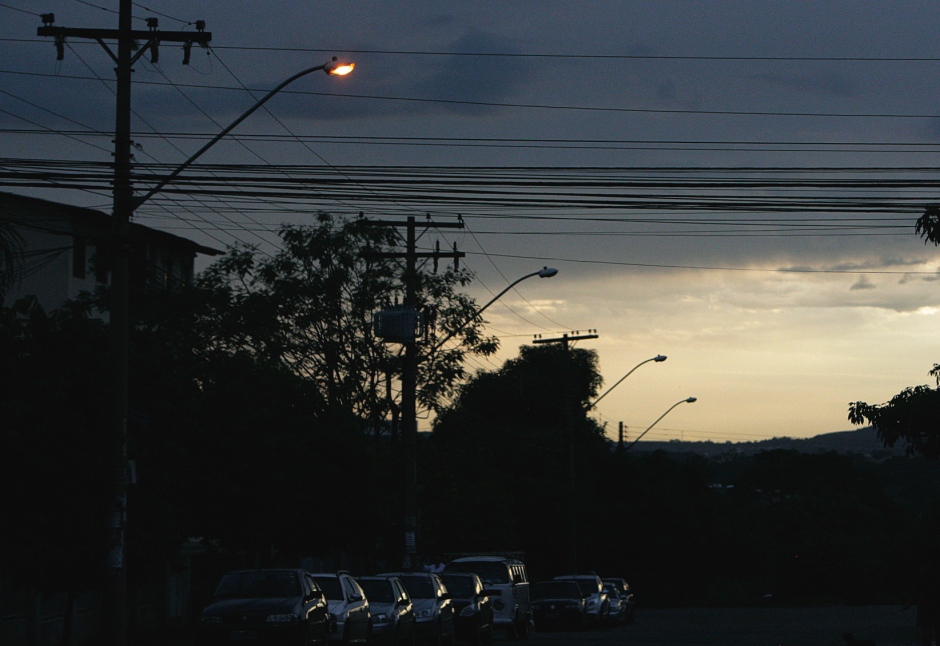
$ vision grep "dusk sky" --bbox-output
[3,1,940,443]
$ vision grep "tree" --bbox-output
[194,213,497,432]
[849,365,940,458]
[0,296,111,597]
[425,344,605,565]
[847,207,940,457]
[916,205,940,246]
[0,205,25,298]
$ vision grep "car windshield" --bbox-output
[399,575,435,599]
[441,576,475,598]
[311,576,343,601]
[533,582,580,599]
[557,578,597,596]
[446,562,510,585]
[359,580,394,603]
[214,571,300,599]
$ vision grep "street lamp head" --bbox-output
[654,354,667,362]
[538,266,559,278]
[686,397,697,403]
[324,57,355,76]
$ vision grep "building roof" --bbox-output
[0,191,224,257]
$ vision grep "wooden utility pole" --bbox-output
[533,331,598,575]
[38,8,210,645]
[364,216,464,569]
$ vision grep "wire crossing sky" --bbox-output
[2,0,939,443]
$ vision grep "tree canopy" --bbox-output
[194,213,498,430]
[849,365,940,458]
[847,207,940,457]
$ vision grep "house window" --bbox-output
[72,237,86,279]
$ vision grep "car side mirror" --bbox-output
[349,594,363,602]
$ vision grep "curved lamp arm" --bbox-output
[585,354,667,412]
[624,397,697,451]
[134,57,354,209]
[426,267,558,356]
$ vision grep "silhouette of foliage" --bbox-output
[0,296,111,595]
[849,365,940,458]
[916,205,940,246]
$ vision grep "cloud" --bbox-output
[751,72,855,98]
[404,30,535,116]
[850,276,876,291]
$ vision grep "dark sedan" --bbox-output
[530,580,588,632]
[441,573,493,644]
[198,568,330,645]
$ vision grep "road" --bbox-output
[514,606,919,646]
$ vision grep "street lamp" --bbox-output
[426,266,559,356]
[624,397,697,450]
[135,56,354,208]
[585,354,667,412]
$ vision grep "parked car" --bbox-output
[552,575,608,624]
[308,571,372,643]
[602,582,626,625]
[444,555,530,639]
[441,572,494,644]
[197,568,330,645]
[380,571,455,645]
[356,575,416,646]
[602,577,635,624]
[529,580,588,632]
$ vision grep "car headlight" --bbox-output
[200,616,222,624]
[266,614,298,623]
[460,605,477,617]
[416,609,432,619]
[587,599,597,608]
[373,613,388,623]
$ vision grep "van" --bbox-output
[444,554,530,639]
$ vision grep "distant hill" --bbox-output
[629,426,908,459]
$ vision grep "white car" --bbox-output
[309,571,372,643]
[553,575,608,624]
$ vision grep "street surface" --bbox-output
[133,606,920,646]
[518,606,919,646]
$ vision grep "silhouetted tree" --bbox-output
[849,365,940,458]
[916,205,940,246]
[194,213,497,432]
[425,344,605,568]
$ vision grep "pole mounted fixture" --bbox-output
[586,354,668,411]
[427,266,559,356]
[133,56,353,209]
[624,396,698,451]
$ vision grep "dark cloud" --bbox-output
[404,31,535,116]
[850,276,876,290]
[750,72,855,98]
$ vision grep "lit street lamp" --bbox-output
[585,354,667,412]
[135,57,354,208]
[625,397,698,450]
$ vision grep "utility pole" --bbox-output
[532,331,598,575]
[38,8,210,645]
[619,421,624,449]
[365,216,464,569]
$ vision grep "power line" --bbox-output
[6,68,940,121]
